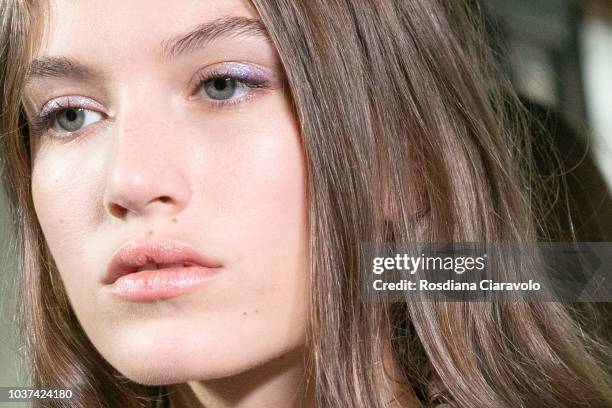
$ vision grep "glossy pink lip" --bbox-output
[104,239,222,301]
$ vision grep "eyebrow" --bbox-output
[27,56,105,82]
[161,16,270,60]
[27,16,270,82]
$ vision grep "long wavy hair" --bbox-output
[1,0,611,407]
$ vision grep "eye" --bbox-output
[52,108,103,133]
[202,77,249,101]
[191,62,277,106]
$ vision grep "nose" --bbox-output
[103,111,192,220]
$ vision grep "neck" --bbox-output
[171,346,313,408]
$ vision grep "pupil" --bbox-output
[214,79,228,90]
[66,109,78,121]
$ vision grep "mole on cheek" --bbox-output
[148,229,154,236]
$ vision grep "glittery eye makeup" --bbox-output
[26,61,281,140]
[31,95,107,136]
[189,62,279,107]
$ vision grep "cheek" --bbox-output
[224,104,306,261]
[32,160,91,228]
[222,126,307,246]
[202,99,310,321]
[32,157,75,247]
[31,143,105,305]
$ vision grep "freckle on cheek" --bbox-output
[148,230,154,236]
[172,217,178,223]
[59,219,64,224]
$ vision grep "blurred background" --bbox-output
[482,0,612,241]
[0,0,611,406]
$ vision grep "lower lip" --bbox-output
[106,266,220,302]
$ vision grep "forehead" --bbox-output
[42,0,260,57]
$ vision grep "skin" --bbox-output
[25,0,311,406]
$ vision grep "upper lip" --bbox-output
[104,238,221,284]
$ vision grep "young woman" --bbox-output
[0,0,610,407]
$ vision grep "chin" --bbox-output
[108,345,249,386]
[97,329,293,386]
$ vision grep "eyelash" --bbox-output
[31,101,73,134]
[30,68,273,135]
[192,69,271,109]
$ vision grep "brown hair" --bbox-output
[1,0,611,407]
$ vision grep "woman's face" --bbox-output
[25,0,309,385]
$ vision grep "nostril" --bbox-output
[105,195,178,219]
[108,202,128,219]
